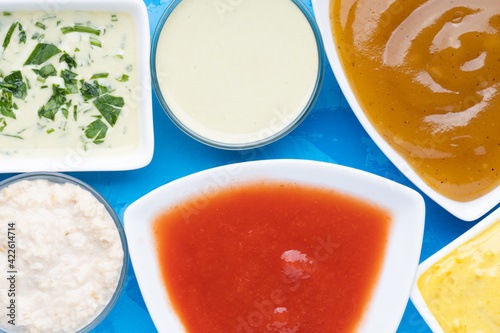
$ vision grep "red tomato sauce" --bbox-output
[153,182,391,333]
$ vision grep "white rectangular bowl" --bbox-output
[311,0,498,221]
[410,207,500,332]
[124,159,425,333]
[0,0,153,172]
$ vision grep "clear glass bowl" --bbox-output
[0,172,129,333]
[151,0,325,150]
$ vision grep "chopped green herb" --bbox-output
[2,22,19,50]
[46,128,55,134]
[61,108,69,119]
[3,12,12,16]
[89,37,101,48]
[57,20,62,26]
[61,26,101,36]
[90,73,109,80]
[37,76,46,84]
[0,118,6,132]
[32,64,57,79]
[1,133,23,140]
[43,15,56,20]
[38,84,68,120]
[113,54,123,60]
[59,53,77,70]
[84,118,108,144]
[111,14,118,22]
[31,32,40,40]
[115,74,129,82]
[40,85,48,89]
[125,64,133,72]
[80,81,109,101]
[35,22,47,30]
[18,24,26,44]
[0,90,15,119]
[61,69,78,94]
[24,43,62,66]
[93,94,124,127]
[74,47,80,52]
[1,71,27,100]
[80,81,100,101]
[73,105,78,121]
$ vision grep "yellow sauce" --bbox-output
[418,220,500,332]
[331,0,500,201]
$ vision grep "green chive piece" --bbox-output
[89,37,101,48]
[61,26,101,36]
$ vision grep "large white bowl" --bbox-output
[410,207,500,333]
[311,0,497,221]
[0,0,153,172]
[124,159,425,333]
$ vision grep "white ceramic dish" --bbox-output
[410,207,500,333]
[124,159,425,333]
[311,0,497,221]
[0,0,153,172]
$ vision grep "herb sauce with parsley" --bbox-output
[0,11,138,157]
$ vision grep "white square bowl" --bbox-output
[311,0,498,221]
[410,207,500,333]
[0,0,153,172]
[124,159,425,333]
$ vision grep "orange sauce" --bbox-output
[331,0,500,201]
[153,182,391,333]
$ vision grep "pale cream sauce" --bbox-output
[155,0,319,145]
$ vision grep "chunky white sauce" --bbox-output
[155,0,319,145]
[0,11,139,158]
[0,179,124,333]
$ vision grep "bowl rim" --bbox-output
[410,206,500,333]
[124,159,425,333]
[0,0,154,173]
[0,171,129,333]
[311,0,499,221]
[150,0,325,150]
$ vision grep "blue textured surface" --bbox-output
[1,1,484,332]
